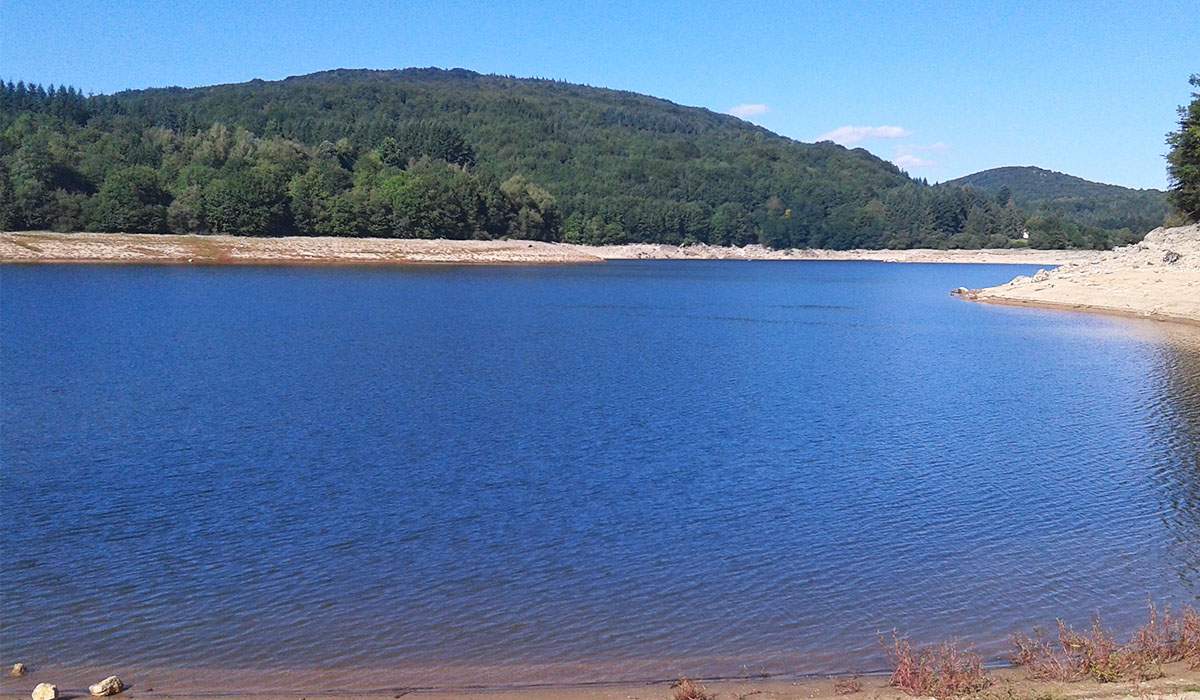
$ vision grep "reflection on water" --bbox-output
[1145,326,1200,589]
[0,261,1197,689]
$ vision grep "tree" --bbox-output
[1166,74,1200,222]
[288,160,352,235]
[201,168,292,235]
[500,174,560,241]
[92,167,170,233]
[377,123,475,169]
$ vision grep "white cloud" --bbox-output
[817,125,912,145]
[728,103,770,118]
[892,142,949,170]
[893,154,937,170]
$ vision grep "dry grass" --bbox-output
[881,631,991,698]
[833,678,862,695]
[1181,606,1200,668]
[1010,604,1200,683]
[975,681,1067,700]
[671,677,712,700]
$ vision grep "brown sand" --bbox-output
[0,232,1102,267]
[963,224,1200,325]
[0,232,606,266]
[1,664,1197,700]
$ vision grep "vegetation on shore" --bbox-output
[0,70,1166,249]
[876,605,1200,700]
[660,606,1200,700]
[941,166,1167,246]
[1166,75,1200,223]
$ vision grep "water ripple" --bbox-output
[1,261,1197,685]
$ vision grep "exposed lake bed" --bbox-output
[3,663,1200,700]
[0,231,1103,266]
[965,224,1200,325]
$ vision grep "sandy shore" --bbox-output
[0,232,607,266]
[962,224,1200,325]
[593,242,1100,265]
[1,664,1198,700]
[0,232,1101,266]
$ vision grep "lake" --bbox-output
[1,261,1198,689]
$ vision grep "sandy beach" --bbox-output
[0,232,1102,267]
[962,224,1200,325]
[2,663,1198,700]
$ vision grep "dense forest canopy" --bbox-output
[0,69,1165,249]
[941,166,1168,248]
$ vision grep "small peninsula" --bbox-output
[961,224,1200,325]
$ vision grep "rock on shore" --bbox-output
[962,224,1200,324]
[89,676,124,696]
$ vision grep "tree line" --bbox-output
[0,81,558,241]
[0,71,1174,248]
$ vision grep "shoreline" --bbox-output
[961,224,1200,326]
[964,293,1200,328]
[0,232,1101,267]
[1,663,1197,700]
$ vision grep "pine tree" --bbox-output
[1166,74,1200,222]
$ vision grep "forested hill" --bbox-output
[0,69,1157,249]
[942,166,1168,241]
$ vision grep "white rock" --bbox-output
[89,676,124,696]
[12,663,27,677]
[32,683,58,700]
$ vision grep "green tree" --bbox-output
[288,160,352,235]
[92,166,170,233]
[1166,74,1200,222]
[500,174,560,241]
[201,167,292,235]
[7,132,57,228]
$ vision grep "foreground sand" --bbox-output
[0,232,1101,266]
[1,664,1198,700]
[962,224,1200,325]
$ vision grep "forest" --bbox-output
[0,69,1165,249]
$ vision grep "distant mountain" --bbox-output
[942,166,1168,239]
[0,71,1161,249]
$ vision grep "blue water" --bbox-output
[2,261,1198,687]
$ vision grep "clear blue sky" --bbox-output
[2,0,1197,189]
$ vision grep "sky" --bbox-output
[1,0,1197,190]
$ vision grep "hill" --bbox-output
[0,70,1160,249]
[943,166,1167,244]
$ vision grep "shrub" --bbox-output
[670,677,711,700]
[833,678,863,695]
[1178,606,1200,668]
[882,631,991,698]
[1011,605,1200,683]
